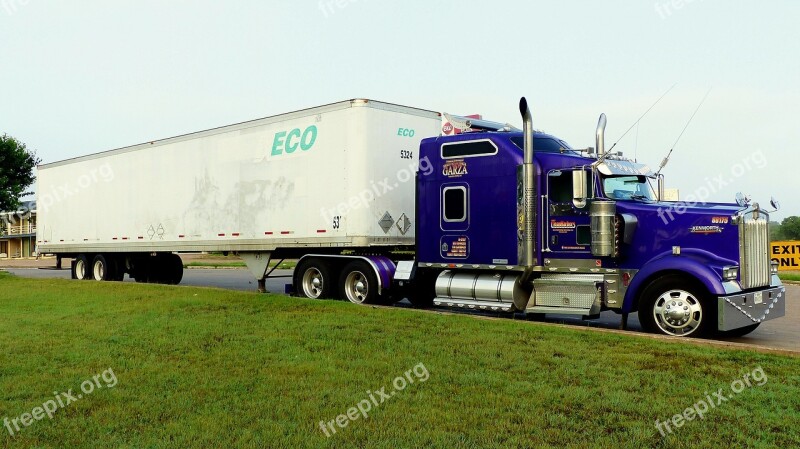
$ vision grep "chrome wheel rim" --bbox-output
[652,289,703,336]
[75,259,87,280]
[301,268,324,298]
[344,271,369,304]
[93,260,105,281]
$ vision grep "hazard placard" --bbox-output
[770,241,800,271]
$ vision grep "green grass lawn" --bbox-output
[779,273,800,282]
[0,271,798,448]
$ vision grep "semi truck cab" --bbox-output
[406,98,785,338]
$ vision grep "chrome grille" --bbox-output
[739,215,770,289]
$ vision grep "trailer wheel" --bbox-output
[165,254,184,285]
[91,254,115,281]
[112,256,126,281]
[638,275,712,337]
[339,261,382,305]
[73,254,91,280]
[295,259,334,299]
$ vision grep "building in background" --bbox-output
[0,201,37,259]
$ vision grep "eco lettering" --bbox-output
[272,125,318,156]
[397,128,415,137]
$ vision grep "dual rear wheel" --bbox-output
[72,253,182,284]
[294,258,386,305]
[73,254,123,282]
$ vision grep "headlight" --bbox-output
[722,266,739,281]
[771,261,779,275]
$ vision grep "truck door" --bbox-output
[440,182,470,259]
[545,169,592,256]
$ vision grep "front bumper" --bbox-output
[718,286,786,331]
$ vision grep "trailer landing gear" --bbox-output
[620,313,629,331]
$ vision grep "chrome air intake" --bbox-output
[590,200,617,257]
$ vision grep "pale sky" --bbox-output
[2,0,798,218]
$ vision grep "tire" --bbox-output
[72,254,91,280]
[717,323,760,338]
[339,261,382,305]
[165,254,184,285]
[148,255,175,285]
[111,256,126,282]
[91,254,115,281]
[638,275,713,337]
[294,258,335,299]
[131,256,152,283]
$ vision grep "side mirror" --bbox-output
[573,170,588,208]
[735,192,751,208]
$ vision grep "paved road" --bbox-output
[4,267,798,353]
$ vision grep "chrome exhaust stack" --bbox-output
[596,113,607,160]
[519,97,536,269]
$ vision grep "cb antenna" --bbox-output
[655,87,712,177]
[606,83,677,154]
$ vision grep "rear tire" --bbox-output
[91,254,115,281]
[164,254,184,285]
[638,275,713,337]
[73,254,91,280]
[295,258,335,299]
[339,261,382,305]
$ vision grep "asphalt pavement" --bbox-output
[3,267,798,353]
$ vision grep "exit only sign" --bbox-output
[771,241,800,271]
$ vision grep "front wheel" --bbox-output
[638,275,713,337]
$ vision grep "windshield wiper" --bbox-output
[630,194,651,201]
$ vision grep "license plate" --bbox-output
[754,291,763,305]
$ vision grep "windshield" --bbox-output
[603,175,656,201]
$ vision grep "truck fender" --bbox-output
[296,255,397,293]
[622,249,735,314]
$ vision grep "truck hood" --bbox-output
[615,200,744,269]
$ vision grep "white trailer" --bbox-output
[37,99,442,295]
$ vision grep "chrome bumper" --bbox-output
[718,286,786,331]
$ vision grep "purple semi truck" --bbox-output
[293,97,784,338]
